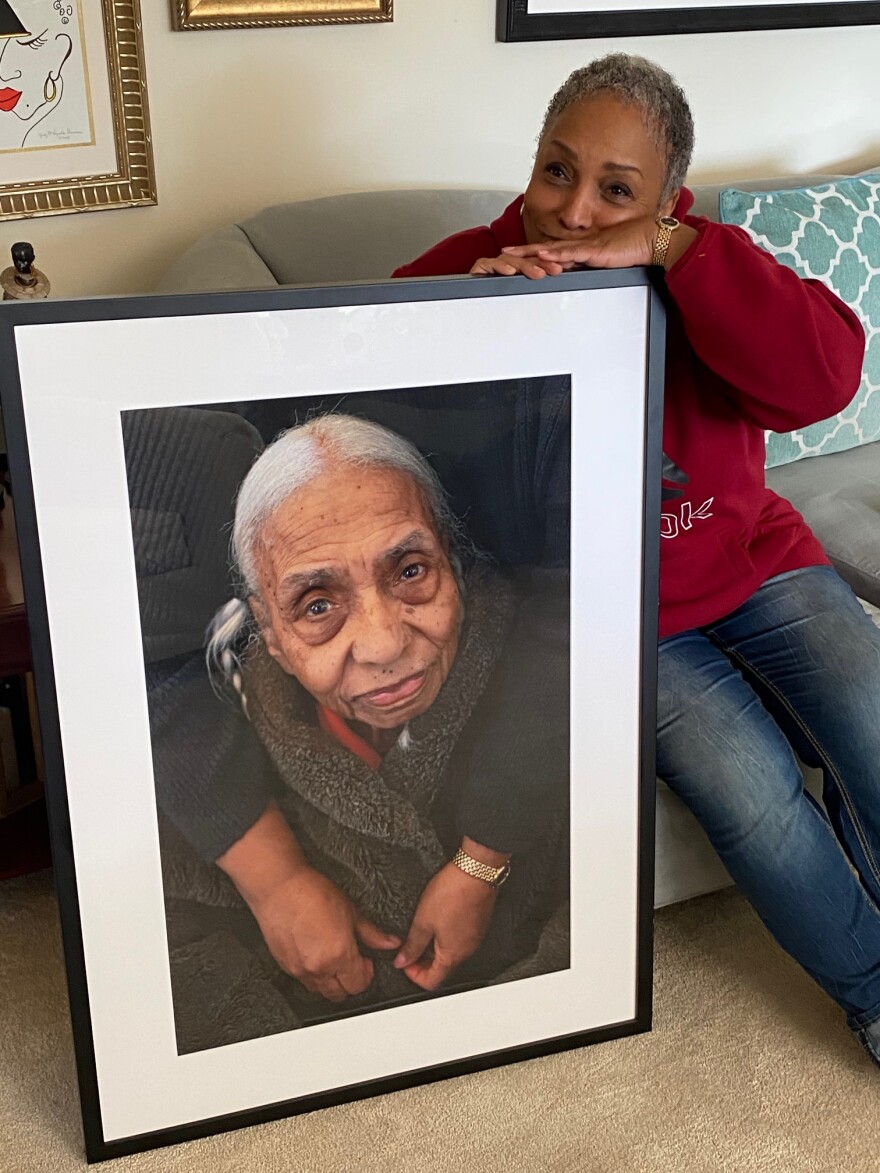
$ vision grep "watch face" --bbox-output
[659,216,680,229]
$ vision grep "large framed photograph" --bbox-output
[170,0,392,31]
[0,272,663,1162]
[497,0,880,40]
[0,0,155,221]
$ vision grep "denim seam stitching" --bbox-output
[708,637,880,897]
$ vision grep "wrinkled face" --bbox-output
[250,462,462,731]
[522,92,678,246]
[0,1,72,122]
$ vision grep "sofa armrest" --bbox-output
[156,225,278,294]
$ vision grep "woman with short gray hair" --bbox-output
[394,52,880,1070]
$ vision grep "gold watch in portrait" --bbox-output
[451,848,512,888]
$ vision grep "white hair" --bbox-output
[206,413,464,693]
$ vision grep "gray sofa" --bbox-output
[156,176,880,907]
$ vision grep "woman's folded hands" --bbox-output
[470,215,696,277]
[218,806,508,1000]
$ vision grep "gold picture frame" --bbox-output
[0,0,156,222]
[171,0,392,31]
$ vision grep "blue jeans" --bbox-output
[657,565,880,1032]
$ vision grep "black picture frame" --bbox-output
[497,1,880,41]
[0,271,664,1162]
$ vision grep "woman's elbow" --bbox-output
[799,306,866,423]
[823,316,866,416]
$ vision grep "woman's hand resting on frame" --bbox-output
[471,215,697,277]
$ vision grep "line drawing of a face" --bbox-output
[0,0,74,148]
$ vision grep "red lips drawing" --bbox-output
[0,87,22,112]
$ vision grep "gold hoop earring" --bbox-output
[44,75,57,103]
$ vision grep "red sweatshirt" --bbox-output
[393,192,865,638]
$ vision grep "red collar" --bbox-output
[317,703,382,771]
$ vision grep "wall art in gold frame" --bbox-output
[171,0,392,31]
[0,0,156,222]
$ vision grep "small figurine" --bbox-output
[1,242,50,301]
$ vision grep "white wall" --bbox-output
[4,0,880,298]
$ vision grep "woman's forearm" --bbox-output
[216,803,310,907]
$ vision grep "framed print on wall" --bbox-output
[170,0,392,31]
[0,270,662,1162]
[497,0,880,41]
[0,0,155,221]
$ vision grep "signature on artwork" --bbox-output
[37,125,80,141]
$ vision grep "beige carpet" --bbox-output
[0,871,876,1173]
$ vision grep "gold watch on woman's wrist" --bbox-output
[652,215,681,268]
[451,848,511,888]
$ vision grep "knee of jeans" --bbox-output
[717,782,808,860]
[658,741,808,860]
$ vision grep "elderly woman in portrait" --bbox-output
[395,52,880,1069]
[159,413,568,1051]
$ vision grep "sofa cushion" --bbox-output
[157,189,519,293]
[766,439,880,607]
[718,175,880,468]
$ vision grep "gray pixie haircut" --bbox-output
[540,53,695,202]
[207,413,462,687]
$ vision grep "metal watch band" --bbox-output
[451,848,511,888]
[652,215,680,268]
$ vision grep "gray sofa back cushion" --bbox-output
[157,189,519,293]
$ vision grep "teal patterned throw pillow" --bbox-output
[719,176,880,468]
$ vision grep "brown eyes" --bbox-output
[306,598,333,618]
[543,166,632,202]
[294,561,436,626]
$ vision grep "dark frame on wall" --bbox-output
[497,1,880,41]
[0,271,664,1162]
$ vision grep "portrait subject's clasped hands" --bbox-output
[248,864,402,1004]
[392,844,508,991]
[218,804,510,1002]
